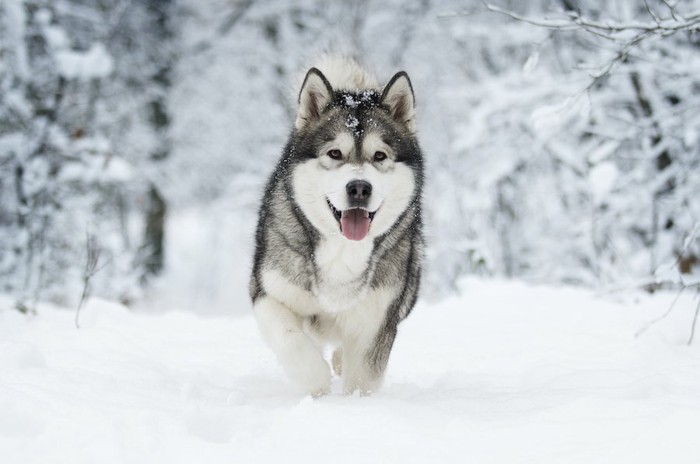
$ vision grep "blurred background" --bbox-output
[1,0,699,315]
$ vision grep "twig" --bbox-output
[635,285,685,338]
[661,0,683,21]
[481,2,700,34]
[654,221,700,276]
[643,0,662,26]
[75,229,104,329]
[218,0,253,35]
[472,3,700,97]
[688,291,700,345]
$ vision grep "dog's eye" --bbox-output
[373,151,387,162]
[327,149,342,160]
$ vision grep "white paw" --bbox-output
[342,370,383,396]
[284,341,331,396]
[343,380,375,396]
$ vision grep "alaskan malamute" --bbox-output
[250,57,424,395]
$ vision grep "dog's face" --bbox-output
[290,69,422,242]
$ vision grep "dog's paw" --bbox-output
[285,343,331,396]
[342,371,383,396]
[309,383,331,398]
[294,360,331,397]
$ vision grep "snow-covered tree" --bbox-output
[0,0,174,307]
[1,0,698,310]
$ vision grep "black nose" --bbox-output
[346,180,372,201]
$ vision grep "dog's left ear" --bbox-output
[381,72,416,133]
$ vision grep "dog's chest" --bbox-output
[312,238,373,312]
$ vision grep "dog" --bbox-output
[249,57,424,396]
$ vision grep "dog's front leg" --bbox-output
[254,296,331,396]
[341,323,397,395]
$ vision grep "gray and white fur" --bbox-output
[249,57,424,396]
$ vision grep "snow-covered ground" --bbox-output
[1,279,699,463]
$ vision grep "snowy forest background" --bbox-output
[1,0,699,314]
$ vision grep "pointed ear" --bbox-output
[295,68,334,130]
[380,71,416,133]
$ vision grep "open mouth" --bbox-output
[327,199,376,241]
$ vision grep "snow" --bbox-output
[2,1,700,459]
[345,115,360,134]
[4,1,698,303]
[3,0,28,78]
[37,8,114,80]
[146,206,256,316]
[531,93,591,139]
[2,279,700,463]
[589,161,619,205]
[54,43,114,80]
[522,49,540,74]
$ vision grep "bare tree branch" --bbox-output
[635,285,685,338]
[75,229,108,329]
[661,0,683,21]
[655,222,700,277]
[643,0,662,26]
[218,0,254,35]
[481,2,700,34]
[689,292,700,345]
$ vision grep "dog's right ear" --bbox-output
[296,68,334,130]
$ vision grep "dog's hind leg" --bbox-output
[254,296,331,396]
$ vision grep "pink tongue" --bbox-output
[340,209,371,241]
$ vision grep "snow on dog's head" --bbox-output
[289,62,422,242]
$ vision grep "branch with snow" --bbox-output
[482,2,700,37]
[481,2,700,87]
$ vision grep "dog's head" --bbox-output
[290,67,422,242]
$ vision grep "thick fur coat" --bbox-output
[250,57,424,395]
